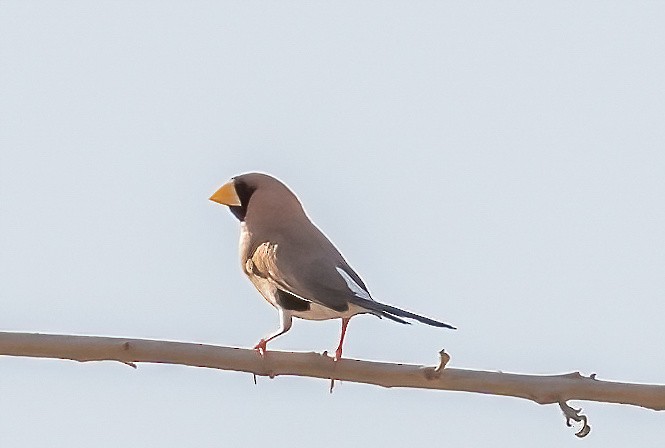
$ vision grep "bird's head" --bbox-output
[209,173,301,222]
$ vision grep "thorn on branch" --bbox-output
[424,349,450,380]
[559,401,591,438]
[120,361,137,369]
[435,349,450,373]
[329,357,339,394]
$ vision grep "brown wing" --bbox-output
[248,241,371,313]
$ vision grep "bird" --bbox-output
[210,172,455,360]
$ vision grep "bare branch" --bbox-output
[1,331,663,437]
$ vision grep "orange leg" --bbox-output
[334,318,351,361]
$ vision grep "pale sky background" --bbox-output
[1,1,664,446]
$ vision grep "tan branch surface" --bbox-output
[1,332,663,437]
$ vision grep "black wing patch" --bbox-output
[275,288,311,312]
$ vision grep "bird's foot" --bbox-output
[254,339,268,356]
[334,347,343,362]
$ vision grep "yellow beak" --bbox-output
[209,180,242,206]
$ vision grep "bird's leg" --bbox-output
[254,309,293,356]
[334,317,351,361]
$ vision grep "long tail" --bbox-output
[352,297,456,329]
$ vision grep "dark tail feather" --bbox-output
[353,298,456,329]
[381,312,410,325]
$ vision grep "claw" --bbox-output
[254,338,267,356]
